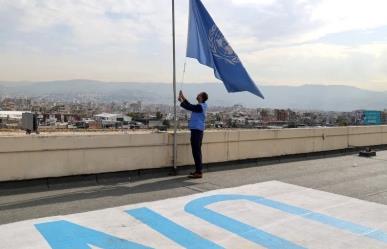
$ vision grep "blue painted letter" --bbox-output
[35,220,152,249]
[185,195,305,249]
[127,207,223,249]
[185,194,387,247]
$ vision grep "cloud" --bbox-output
[231,0,277,6]
[316,26,387,46]
[0,0,386,90]
[0,0,172,50]
[244,42,387,90]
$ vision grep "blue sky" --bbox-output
[0,0,387,90]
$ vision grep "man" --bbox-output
[178,90,208,179]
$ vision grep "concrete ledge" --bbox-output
[1,126,387,182]
[1,144,386,193]
[0,133,169,153]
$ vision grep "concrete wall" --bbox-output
[1,126,387,182]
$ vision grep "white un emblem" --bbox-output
[209,25,240,65]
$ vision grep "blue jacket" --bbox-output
[180,100,207,131]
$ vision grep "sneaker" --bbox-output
[188,172,203,179]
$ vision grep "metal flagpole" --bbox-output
[171,0,178,174]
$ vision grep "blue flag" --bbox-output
[187,0,264,99]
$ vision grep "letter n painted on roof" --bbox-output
[35,220,152,249]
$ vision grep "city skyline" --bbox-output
[0,0,387,90]
[3,81,387,111]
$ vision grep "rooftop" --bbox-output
[1,150,386,225]
[1,132,387,248]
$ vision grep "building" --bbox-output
[0,98,16,110]
[0,111,31,128]
[94,113,132,128]
[148,120,164,129]
[382,110,387,124]
[274,109,289,122]
[257,108,274,122]
[129,101,142,113]
[50,104,67,113]
[363,110,382,125]
[0,111,27,120]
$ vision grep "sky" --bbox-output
[0,0,387,90]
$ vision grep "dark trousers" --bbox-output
[190,129,204,173]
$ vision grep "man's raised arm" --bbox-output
[180,100,203,113]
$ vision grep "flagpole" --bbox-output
[172,0,178,174]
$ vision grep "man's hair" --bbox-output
[201,92,208,102]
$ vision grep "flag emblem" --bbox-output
[209,25,240,65]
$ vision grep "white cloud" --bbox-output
[299,0,387,42]
[0,0,386,90]
[244,42,387,89]
[231,0,276,6]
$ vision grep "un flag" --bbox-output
[186,0,264,99]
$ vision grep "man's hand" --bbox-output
[178,90,186,103]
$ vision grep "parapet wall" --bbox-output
[1,126,387,182]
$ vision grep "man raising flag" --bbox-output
[178,90,208,179]
[176,0,264,178]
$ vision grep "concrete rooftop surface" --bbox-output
[0,150,387,248]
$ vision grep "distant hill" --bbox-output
[0,80,386,111]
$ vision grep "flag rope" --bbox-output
[180,60,187,90]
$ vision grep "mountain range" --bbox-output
[0,80,386,111]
